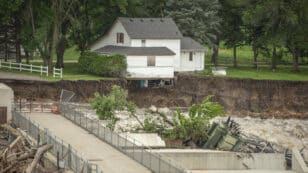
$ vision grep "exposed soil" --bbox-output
[1,74,308,119]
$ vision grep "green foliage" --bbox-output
[78,51,127,77]
[91,85,136,130]
[164,0,221,46]
[170,96,225,145]
[143,117,165,133]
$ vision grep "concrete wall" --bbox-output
[126,55,174,79]
[90,20,131,51]
[292,148,308,173]
[0,83,14,121]
[151,149,287,171]
[180,51,204,71]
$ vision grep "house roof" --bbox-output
[118,17,183,39]
[94,45,176,56]
[181,37,205,51]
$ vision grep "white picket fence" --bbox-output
[0,61,63,78]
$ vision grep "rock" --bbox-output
[157,107,171,115]
[302,149,308,162]
[149,105,157,112]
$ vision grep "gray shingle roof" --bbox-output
[181,37,205,51]
[118,17,183,39]
[94,45,176,56]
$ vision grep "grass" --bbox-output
[3,44,308,81]
[197,65,308,81]
[0,62,115,81]
[63,46,81,61]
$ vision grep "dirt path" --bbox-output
[0,72,46,81]
[27,113,151,173]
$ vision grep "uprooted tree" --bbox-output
[167,96,225,146]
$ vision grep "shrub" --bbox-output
[91,85,136,130]
[78,51,97,72]
[169,95,225,146]
[78,51,127,77]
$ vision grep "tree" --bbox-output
[70,0,145,51]
[91,85,136,130]
[164,0,221,66]
[285,0,308,71]
[0,0,24,62]
[170,96,225,146]
[243,0,302,71]
[220,0,245,67]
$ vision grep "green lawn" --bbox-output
[63,46,81,61]
[196,65,308,81]
[3,44,308,81]
[204,44,306,65]
[0,62,115,81]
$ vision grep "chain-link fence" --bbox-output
[59,102,185,173]
[12,111,103,173]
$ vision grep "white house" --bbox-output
[90,17,205,86]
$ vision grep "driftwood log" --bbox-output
[0,124,56,173]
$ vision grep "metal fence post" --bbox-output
[19,63,21,71]
[68,144,71,169]
[30,64,32,73]
[61,139,64,159]
[40,65,42,75]
[97,121,100,137]
[159,154,161,173]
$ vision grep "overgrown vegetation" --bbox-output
[79,52,127,77]
[91,85,136,130]
[142,96,225,146]
[170,96,225,146]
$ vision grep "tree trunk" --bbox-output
[292,48,299,72]
[56,20,69,68]
[271,46,277,71]
[15,16,21,63]
[211,46,218,66]
[211,38,219,66]
[253,45,258,68]
[25,50,30,64]
[233,46,237,67]
[56,37,66,68]
[4,30,8,62]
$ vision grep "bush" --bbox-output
[78,51,127,77]
[169,96,225,146]
[91,85,136,130]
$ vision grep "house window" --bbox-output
[189,52,193,61]
[116,33,124,43]
[141,40,146,47]
[147,56,156,66]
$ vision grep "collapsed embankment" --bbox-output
[1,75,307,118]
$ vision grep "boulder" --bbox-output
[149,105,157,112]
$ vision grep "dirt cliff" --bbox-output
[1,75,307,118]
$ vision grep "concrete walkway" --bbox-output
[0,71,45,81]
[27,113,151,173]
[190,171,296,173]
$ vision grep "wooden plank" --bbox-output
[0,107,7,124]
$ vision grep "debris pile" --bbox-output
[204,117,284,153]
[0,124,54,173]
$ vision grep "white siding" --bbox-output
[180,51,205,71]
[90,21,131,51]
[131,39,181,71]
[126,55,174,79]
